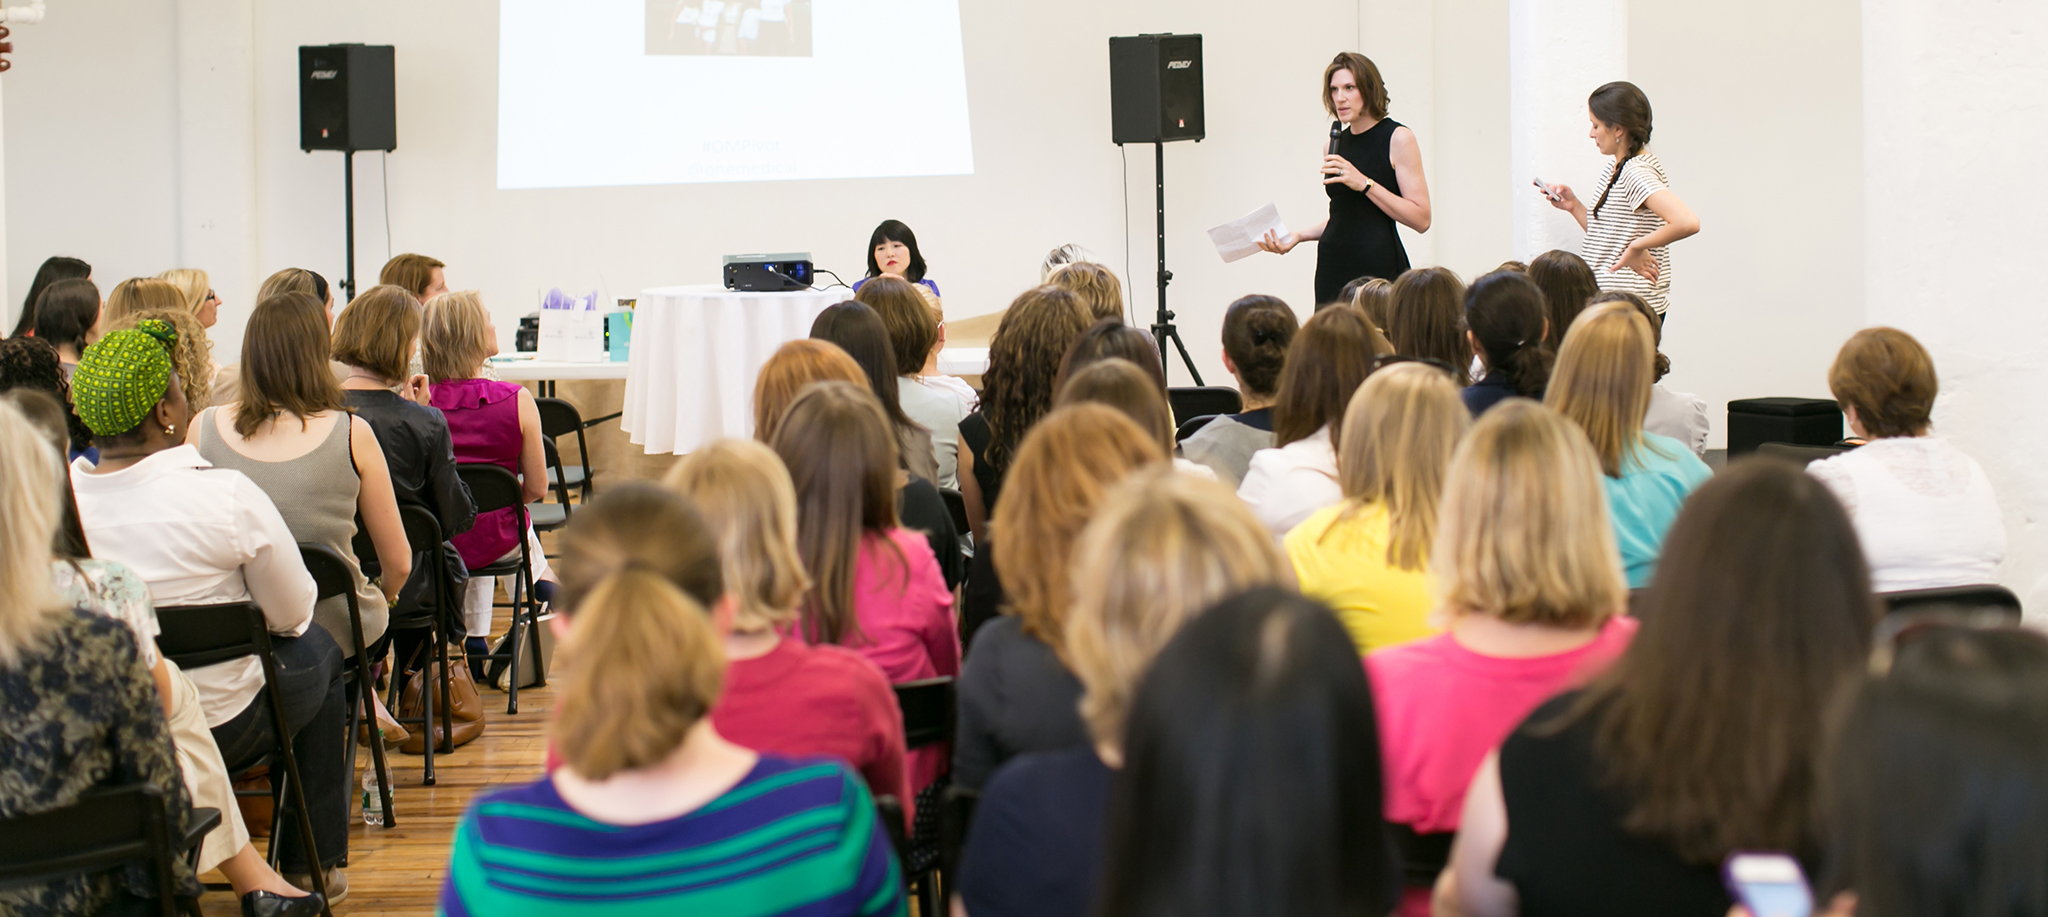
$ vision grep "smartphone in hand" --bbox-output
[1724,852,1813,917]
[1532,177,1562,203]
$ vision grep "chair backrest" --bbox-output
[298,543,357,603]
[0,784,178,914]
[1756,441,1853,465]
[873,794,909,860]
[938,785,979,880]
[1167,386,1242,423]
[937,488,969,539]
[458,463,525,516]
[1175,413,1218,443]
[534,397,585,442]
[894,677,956,750]
[153,603,267,671]
[1881,584,2023,621]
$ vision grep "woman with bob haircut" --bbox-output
[855,219,939,302]
[422,289,555,669]
[1388,266,1471,384]
[1286,362,1468,654]
[1181,295,1299,486]
[1807,326,2004,592]
[752,338,869,444]
[955,468,1289,917]
[1526,250,1599,349]
[28,277,102,376]
[956,285,1092,538]
[1096,586,1399,917]
[334,284,476,664]
[1812,627,2048,917]
[860,275,970,488]
[1238,305,1393,535]
[662,441,912,819]
[1046,260,1124,322]
[955,404,1165,791]
[192,291,412,660]
[1369,400,1636,914]
[1443,459,1877,917]
[1546,301,1710,587]
[439,528,905,915]
[1462,270,1554,416]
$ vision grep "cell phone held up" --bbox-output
[1723,852,1814,917]
[1533,177,1562,203]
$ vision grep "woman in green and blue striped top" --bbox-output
[438,563,904,916]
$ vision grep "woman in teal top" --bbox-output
[1548,302,1712,587]
[440,560,903,917]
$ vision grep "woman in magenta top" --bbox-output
[1364,400,1634,915]
[769,381,959,787]
[420,291,552,658]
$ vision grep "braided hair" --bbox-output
[1588,81,1653,219]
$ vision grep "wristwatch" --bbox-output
[1361,177,1376,195]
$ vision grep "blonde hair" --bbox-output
[103,278,187,327]
[109,307,213,413]
[552,570,726,780]
[1434,400,1624,629]
[0,400,65,666]
[1065,467,1290,754]
[1325,363,1470,570]
[1547,301,1658,477]
[1048,261,1125,322]
[665,439,811,633]
[259,267,324,305]
[751,339,868,444]
[156,268,211,314]
[991,404,1166,656]
[420,290,492,383]
[331,285,422,382]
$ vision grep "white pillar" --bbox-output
[1863,0,2048,615]
[172,0,259,355]
[1507,0,1625,260]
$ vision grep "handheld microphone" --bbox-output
[1328,120,1343,155]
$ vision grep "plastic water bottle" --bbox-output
[361,771,385,826]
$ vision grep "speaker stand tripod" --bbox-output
[1144,141,1203,386]
[337,150,360,304]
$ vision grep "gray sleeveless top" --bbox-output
[196,408,387,656]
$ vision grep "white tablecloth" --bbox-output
[936,346,989,377]
[623,284,846,454]
[488,357,630,382]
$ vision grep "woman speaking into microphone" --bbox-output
[1258,52,1432,304]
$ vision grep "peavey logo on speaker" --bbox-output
[311,69,338,79]
[1167,60,1193,69]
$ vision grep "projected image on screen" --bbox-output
[499,0,973,189]
[645,0,813,57]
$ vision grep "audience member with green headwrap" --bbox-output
[72,320,182,440]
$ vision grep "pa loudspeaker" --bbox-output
[1109,34,1204,145]
[299,44,396,152]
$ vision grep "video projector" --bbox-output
[722,253,814,292]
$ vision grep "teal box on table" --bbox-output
[607,311,632,362]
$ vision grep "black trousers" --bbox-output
[208,624,349,874]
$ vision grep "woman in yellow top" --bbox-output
[1284,361,1470,653]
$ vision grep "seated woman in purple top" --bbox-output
[419,290,557,669]
[851,219,941,300]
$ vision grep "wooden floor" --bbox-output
[197,682,557,916]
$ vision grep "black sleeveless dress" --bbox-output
[1315,118,1411,303]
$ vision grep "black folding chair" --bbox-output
[535,396,602,504]
[0,786,219,917]
[153,603,331,911]
[298,544,394,827]
[384,506,459,785]
[892,677,956,916]
[529,440,572,537]
[1167,386,1242,426]
[1881,583,2023,621]
[873,794,911,878]
[1175,413,1218,443]
[457,464,545,714]
[938,786,978,888]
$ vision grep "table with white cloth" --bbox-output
[623,284,848,455]
[488,356,629,398]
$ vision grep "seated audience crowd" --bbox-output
[0,245,2027,917]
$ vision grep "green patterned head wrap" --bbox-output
[72,320,179,437]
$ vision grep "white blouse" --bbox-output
[1237,425,1342,537]
[1807,436,2005,593]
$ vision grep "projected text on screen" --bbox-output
[498,0,973,189]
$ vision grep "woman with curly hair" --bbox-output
[110,307,214,413]
[956,285,1091,539]
[0,337,96,459]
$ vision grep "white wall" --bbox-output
[1864,0,2046,614]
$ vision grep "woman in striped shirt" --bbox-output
[1538,82,1700,321]
[440,561,904,916]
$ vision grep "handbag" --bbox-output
[397,652,487,754]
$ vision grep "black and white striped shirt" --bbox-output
[1582,153,1672,314]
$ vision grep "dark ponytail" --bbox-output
[1465,271,1553,399]
[1220,295,1300,399]
[1588,81,1653,219]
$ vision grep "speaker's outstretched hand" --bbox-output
[1257,229,1298,255]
